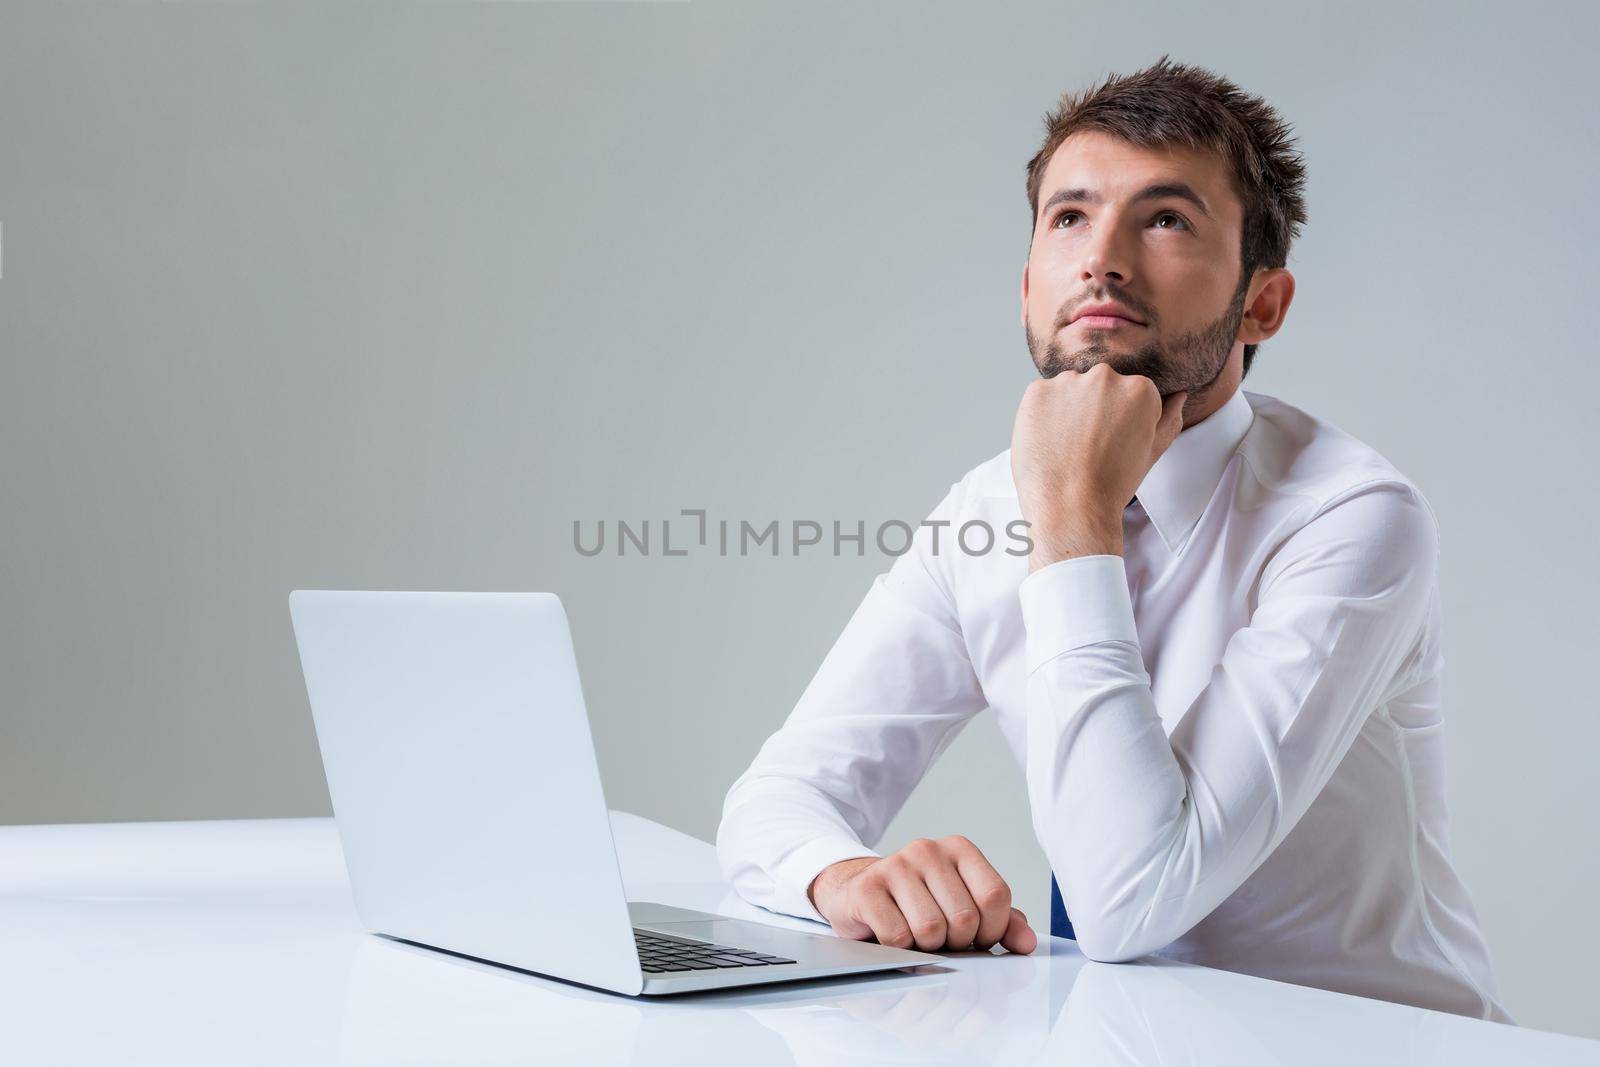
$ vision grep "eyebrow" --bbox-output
[1039,181,1214,222]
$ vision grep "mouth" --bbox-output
[1066,300,1148,330]
[1070,314,1144,330]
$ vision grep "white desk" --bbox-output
[3,815,1595,1065]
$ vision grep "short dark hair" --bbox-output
[1024,56,1308,379]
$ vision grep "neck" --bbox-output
[1179,347,1245,430]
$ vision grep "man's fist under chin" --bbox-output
[1010,362,1188,570]
[807,835,1038,955]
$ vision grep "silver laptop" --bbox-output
[288,590,941,995]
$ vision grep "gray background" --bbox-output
[2,0,1596,1039]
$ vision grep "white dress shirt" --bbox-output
[717,387,1510,1022]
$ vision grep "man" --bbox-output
[716,57,1508,1022]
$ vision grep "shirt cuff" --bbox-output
[771,834,882,925]
[1017,554,1140,674]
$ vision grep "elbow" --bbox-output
[1044,813,1194,964]
[1072,925,1149,964]
[1063,907,1173,964]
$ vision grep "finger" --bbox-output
[1000,908,1038,955]
[949,844,1012,949]
[886,866,950,951]
[1152,390,1188,458]
[921,857,983,950]
[854,878,915,950]
[828,908,874,942]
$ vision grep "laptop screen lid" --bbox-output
[289,590,643,995]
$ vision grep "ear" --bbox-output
[1019,261,1030,331]
[1238,268,1296,345]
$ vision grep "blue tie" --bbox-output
[1050,874,1077,940]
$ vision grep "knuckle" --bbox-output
[949,906,981,929]
[940,834,973,852]
[976,883,1011,910]
[882,926,914,949]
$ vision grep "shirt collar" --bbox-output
[1134,387,1255,554]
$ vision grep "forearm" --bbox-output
[1021,555,1195,961]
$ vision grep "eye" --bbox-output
[1153,211,1190,231]
[1051,210,1082,229]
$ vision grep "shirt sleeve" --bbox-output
[1019,479,1439,962]
[716,479,992,923]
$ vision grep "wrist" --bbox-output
[1027,505,1124,571]
[808,856,875,917]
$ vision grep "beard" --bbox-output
[1026,272,1250,400]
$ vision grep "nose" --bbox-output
[1079,217,1134,288]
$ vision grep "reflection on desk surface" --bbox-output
[8,817,1598,1065]
[342,935,1599,1066]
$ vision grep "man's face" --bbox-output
[1022,130,1250,399]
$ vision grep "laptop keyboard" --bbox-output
[634,928,798,974]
